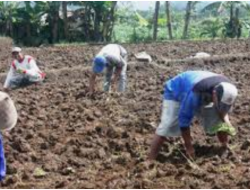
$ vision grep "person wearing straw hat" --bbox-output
[148,71,238,159]
[3,47,46,91]
[89,44,128,94]
[0,91,18,181]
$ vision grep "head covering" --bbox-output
[11,47,22,53]
[93,55,107,73]
[0,92,18,131]
[215,82,238,113]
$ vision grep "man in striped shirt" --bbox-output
[4,47,46,91]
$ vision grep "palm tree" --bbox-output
[153,1,160,41]
[0,2,20,37]
[165,1,173,40]
[15,2,45,40]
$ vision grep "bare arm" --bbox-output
[181,127,195,159]
[223,114,232,125]
[218,112,232,126]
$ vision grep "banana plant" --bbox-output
[200,18,224,38]
[15,1,46,39]
[0,1,20,37]
[202,1,250,38]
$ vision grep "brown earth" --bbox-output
[0,38,250,188]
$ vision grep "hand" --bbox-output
[86,91,94,97]
[86,88,96,98]
[2,130,10,138]
[185,145,195,159]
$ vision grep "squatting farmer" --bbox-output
[148,70,238,159]
[0,91,18,181]
[4,47,46,91]
[89,44,128,93]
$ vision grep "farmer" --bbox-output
[0,91,18,181]
[89,44,128,93]
[148,70,238,159]
[3,47,46,91]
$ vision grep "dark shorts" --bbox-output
[9,77,35,89]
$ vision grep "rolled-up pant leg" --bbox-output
[0,135,6,181]
[103,67,114,92]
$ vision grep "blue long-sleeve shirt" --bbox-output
[164,71,218,128]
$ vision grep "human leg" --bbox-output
[118,60,127,92]
[103,67,114,92]
[148,100,180,160]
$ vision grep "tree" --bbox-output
[153,1,160,41]
[0,2,20,37]
[202,1,249,38]
[165,1,173,40]
[46,2,61,43]
[103,1,117,42]
[70,1,118,42]
[182,1,198,39]
[62,1,68,40]
[14,2,46,43]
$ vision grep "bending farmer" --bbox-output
[89,44,128,93]
[149,71,238,159]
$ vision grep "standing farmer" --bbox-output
[89,44,128,93]
[4,47,46,91]
[149,71,238,159]
[0,91,18,181]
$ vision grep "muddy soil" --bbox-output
[0,39,250,188]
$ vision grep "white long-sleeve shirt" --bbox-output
[4,55,45,88]
[97,44,127,68]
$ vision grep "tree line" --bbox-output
[0,1,249,46]
[0,1,117,45]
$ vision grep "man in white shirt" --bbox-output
[4,47,46,91]
[89,44,128,94]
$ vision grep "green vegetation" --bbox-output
[0,1,250,46]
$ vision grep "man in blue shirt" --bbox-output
[148,71,238,159]
[0,91,18,181]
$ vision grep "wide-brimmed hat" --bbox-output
[0,92,18,131]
